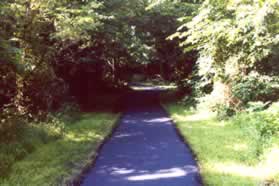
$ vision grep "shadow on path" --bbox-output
[81,87,202,186]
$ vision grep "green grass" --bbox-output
[165,103,279,186]
[0,112,119,186]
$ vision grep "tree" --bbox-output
[174,0,279,108]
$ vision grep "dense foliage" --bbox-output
[170,1,279,183]
[0,0,202,115]
[174,0,279,111]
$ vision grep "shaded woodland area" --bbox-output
[0,0,279,185]
[0,0,198,113]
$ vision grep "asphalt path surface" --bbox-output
[81,88,202,186]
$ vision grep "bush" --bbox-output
[213,103,236,120]
[0,106,25,143]
[245,101,270,113]
[0,153,14,177]
[0,141,30,177]
[42,114,66,139]
[231,104,279,158]
[0,112,67,178]
[22,67,68,114]
[56,102,80,122]
[179,95,197,108]
[0,63,16,108]
[232,72,278,105]
[178,74,213,108]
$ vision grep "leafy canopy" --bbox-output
[173,0,279,82]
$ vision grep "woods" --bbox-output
[1,0,199,140]
[0,0,197,114]
[0,0,279,185]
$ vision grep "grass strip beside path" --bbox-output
[0,112,119,186]
[165,103,279,186]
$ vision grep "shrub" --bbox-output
[178,73,213,108]
[0,142,29,177]
[43,114,66,139]
[0,106,25,143]
[231,104,279,158]
[245,101,270,113]
[56,102,80,122]
[22,67,68,115]
[0,112,67,178]
[179,95,197,108]
[0,63,16,108]
[0,153,14,177]
[213,103,236,120]
[232,72,278,105]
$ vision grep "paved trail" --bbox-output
[81,88,202,186]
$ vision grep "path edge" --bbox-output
[62,114,124,186]
[160,102,205,186]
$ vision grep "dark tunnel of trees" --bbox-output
[0,0,201,114]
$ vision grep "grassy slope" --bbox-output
[0,112,119,186]
[166,103,279,186]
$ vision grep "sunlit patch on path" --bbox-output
[126,166,198,181]
[81,88,202,186]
